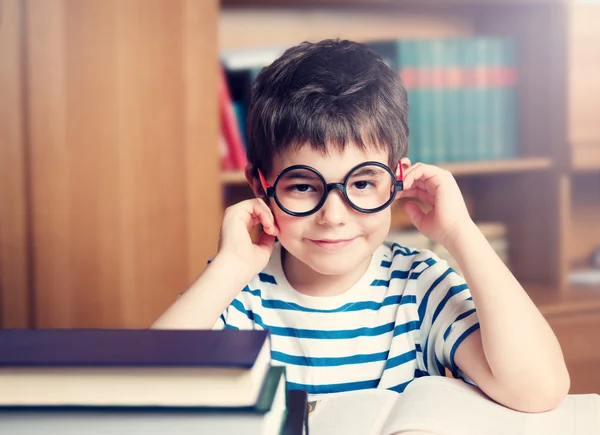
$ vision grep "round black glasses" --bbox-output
[258,161,404,217]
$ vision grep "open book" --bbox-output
[309,376,600,435]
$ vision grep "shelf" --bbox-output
[440,157,552,176]
[570,144,600,172]
[221,157,553,186]
[222,0,566,7]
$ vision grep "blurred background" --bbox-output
[1,0,599,393]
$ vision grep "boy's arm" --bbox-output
[150,199,279,330]
[447,222,569,412]
[150,255,252,329]
[400,163,569,413]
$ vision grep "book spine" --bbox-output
[399,39,421,164]
[461,38,476,162]
[488,37,504,160]
[443,38,462,163]
[473,37,491,161]
[219,131,235,171]
[502,38,518,159]
[219,66,248,170]
[416,39,434,164]
[431,39,446,164]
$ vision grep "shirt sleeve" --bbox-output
[412,250,480,383]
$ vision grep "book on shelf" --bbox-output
[0,365,292,435]
[218,36,520,172]
[0,328,271,408]
[219,65,248,171]
[380,36,519,165]
[309,375,600,435]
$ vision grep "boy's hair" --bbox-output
[247,38,409,177]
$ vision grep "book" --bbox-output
[0,329,271,408]
[0,365,288,435]
[219,65,248,170]
[281,390,309,435]
[309,376,600,435]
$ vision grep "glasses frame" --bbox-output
[258,161,404,217]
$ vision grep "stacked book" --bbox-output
[0,329,308,435]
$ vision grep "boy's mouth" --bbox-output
[309,238,355,249]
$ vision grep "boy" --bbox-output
[152,39,569,413]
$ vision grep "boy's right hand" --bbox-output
[216,198,280,279]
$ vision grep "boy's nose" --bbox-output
[316,190,349,226]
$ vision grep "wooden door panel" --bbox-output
[25,0,220,328]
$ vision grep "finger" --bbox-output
[398,187,435,206]
[250,199,280,236]
[403,164,449,194]
[230,199,273,235]
[403,201,426,230]
[256,231,276,250]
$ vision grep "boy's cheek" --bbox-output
[272,211,304,235]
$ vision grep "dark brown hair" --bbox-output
[246,39,409,177]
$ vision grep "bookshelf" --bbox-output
[218,0,600,393]
[222,157,553,185]
[220,1,567,284]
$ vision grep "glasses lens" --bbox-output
[346,164,394,211]
[275,168,325,214]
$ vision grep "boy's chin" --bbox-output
[302,252,371,276]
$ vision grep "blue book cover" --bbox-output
[0,329,272,408]
[0,328,270,368]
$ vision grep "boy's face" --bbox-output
[255,144,397,277]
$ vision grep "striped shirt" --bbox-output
[213,241,480,400]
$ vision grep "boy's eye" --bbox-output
[288,184,316,193]
[351,180,375,190]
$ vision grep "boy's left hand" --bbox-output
[399,163,474,247]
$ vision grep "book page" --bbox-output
[381,376,600,435]
[309,389,398,435]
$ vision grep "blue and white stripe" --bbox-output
[214,242,479,400]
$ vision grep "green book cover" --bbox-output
[415,39,435,164]
[485,37,518,160]
[430,39,446,164]
[474,37,493,162]
[461,37,491,162]
[459,38,474,162]
[488,37,505,160]
[442,38,463,163]
[398,39,421,164]
[502,37,518,159]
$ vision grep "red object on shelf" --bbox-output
[219,66,248,170]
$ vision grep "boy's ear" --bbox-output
[398,157,411,178]
[245,164,265,199]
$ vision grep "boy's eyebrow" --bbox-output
[349,167,387,177]
[281,172,321,181]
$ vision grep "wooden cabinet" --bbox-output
[533,285,600,394]
[0,0,222,328]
